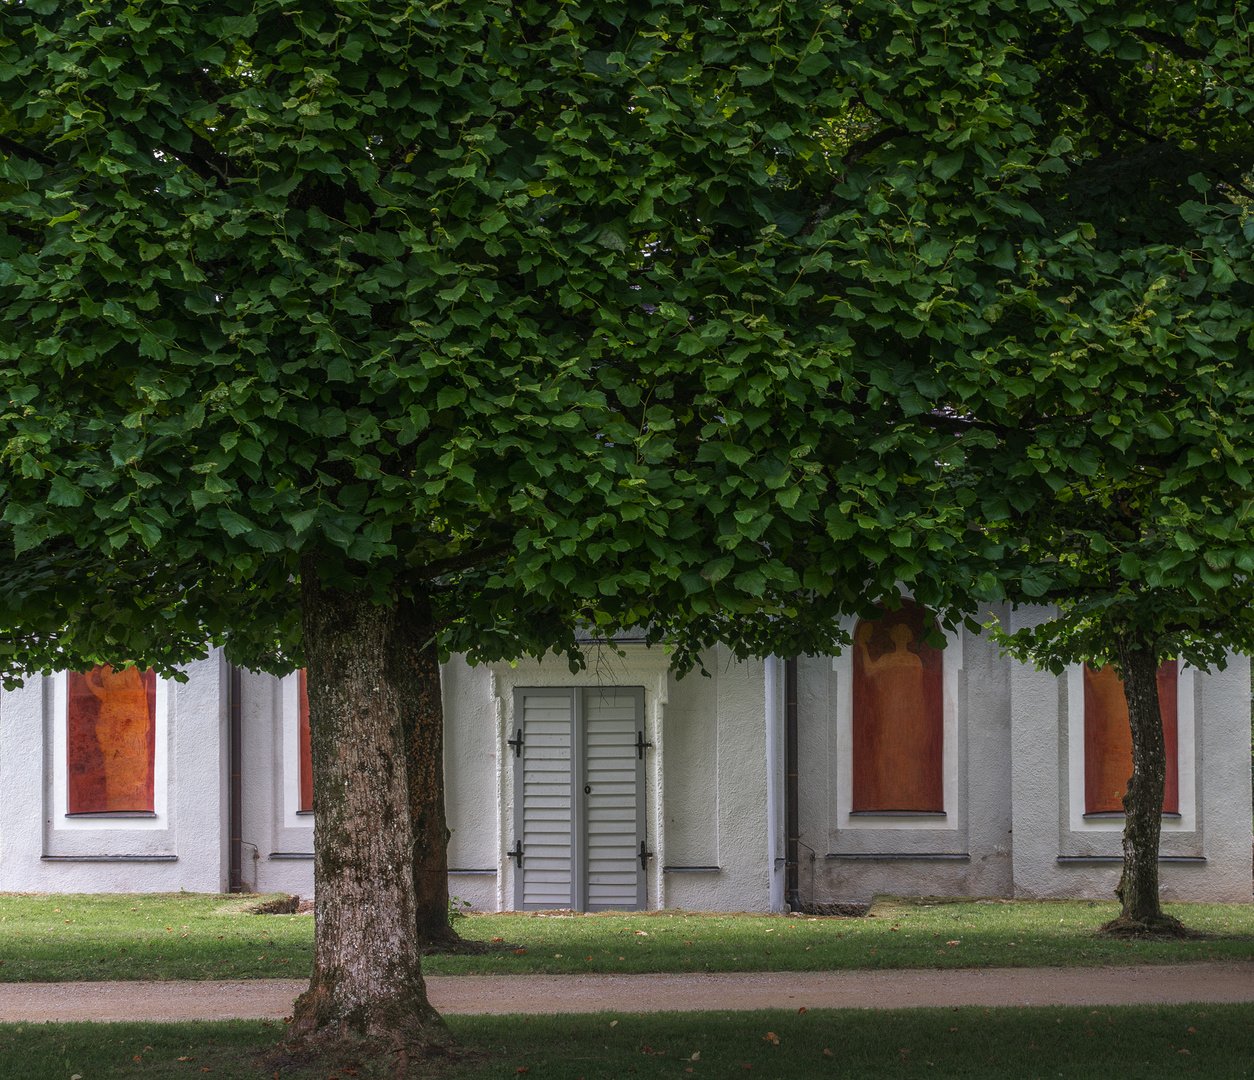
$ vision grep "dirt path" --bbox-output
[1,963,1252,1023]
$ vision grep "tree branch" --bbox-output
[408,542,513,582]
[0,132,56,168]
[802,125,907,236]
[1131,28,1208,62]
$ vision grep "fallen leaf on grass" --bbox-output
[513,948,527,955]
[946,941,960,946]
[516,1069,529,1074]
[177,1056,195,1061]
[798,1007,807,1014]
[823,1049,833,1057]
[635,930,648,936]
[763,1032,780,1045]
[610,1021,618,1027]
[1179,1049,1191,1055]
[491,937,503,943]
[688,1052,700,1061]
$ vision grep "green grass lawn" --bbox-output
[0,893,311,982]
[1,892,1252,982]
[3,1004,1253,1079]
[433,896,1254,975]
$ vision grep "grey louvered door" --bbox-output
[512,687,645,911]
[513,691,575,909]
[582,688,646,910]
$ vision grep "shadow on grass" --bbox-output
[3,1003,1252,1079]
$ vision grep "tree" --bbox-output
[926,6,1254,932]
[0,0,1005,1058]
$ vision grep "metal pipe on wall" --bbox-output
[785,656,801,913]
[228,665,242,893]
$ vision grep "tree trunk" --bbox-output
[395,587,457,947]
[291,559,449,1051]
[1109,628,1185,935]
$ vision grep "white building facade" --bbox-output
[2,604,1250,909]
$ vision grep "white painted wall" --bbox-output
[800,611,1014,905]
[1010,605,1253,902]
[238,668,314,898]
[661,647,771,913]
[442,656,498,912]
[1,624,1247,910]
[0,651,228,893]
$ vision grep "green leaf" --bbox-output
[48,476,85,507]
[931,150,965,181]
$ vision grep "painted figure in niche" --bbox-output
[67,665,156,814]
[1084,661,1178,814]
[851,601,944,813]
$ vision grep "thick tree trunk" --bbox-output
[1109,628,1185,935]
[395,587,456,947]
[291,560,449,1051]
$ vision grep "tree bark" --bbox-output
[1109,628,1185,935]
[395,587,457,947]
[291,558,449,1050]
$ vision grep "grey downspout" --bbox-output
[785,656,801,913]
[228,665,243,893]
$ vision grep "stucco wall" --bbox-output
[660,648,771,912]
[1010,605,1253,902]
[0,652,228,893]
[238,669,314,898]
[799,612,1014,906]
[442,656,498,913]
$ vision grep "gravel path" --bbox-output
[1,963,1252,1023]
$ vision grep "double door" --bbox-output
[511,686,647,911]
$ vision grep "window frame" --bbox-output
[50,669,169,831]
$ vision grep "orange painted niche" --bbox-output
[851,600,944,813]
[298,669,313,813]
[1083,661,1178,815]
[67,665,156,815]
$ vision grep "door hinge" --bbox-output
[507,728,524,757]
[638,840,654,870]
[636,730,653,760]
[509,839,524,868]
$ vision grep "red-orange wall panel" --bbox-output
[1083,661,1178,814]
[67,665,156,814]
[851,601,944,813]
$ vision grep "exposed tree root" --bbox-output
[266,1020,467,1079]
[421,925,502,956]
[1099,911,1190,939]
